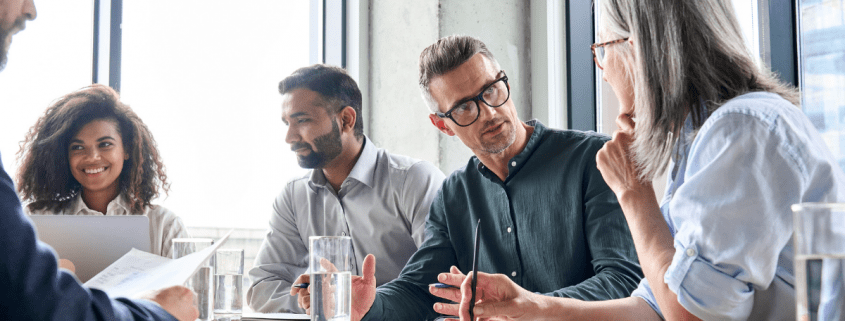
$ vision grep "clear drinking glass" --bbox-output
[310,236,352,321]
[172,238,215,321]
[793,203,845,321]
[213,249,244,321]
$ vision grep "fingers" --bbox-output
[298,291,311,312]
[320,257,339,273]
[458,271,476,320]
[361,254,376,284]
[290,274,311,296]
[432,302,461,317]
[436,267,465,287]
[450,265,463,275]
[429,284,462,302]
[616,113,636,132]
[58,259,76,273]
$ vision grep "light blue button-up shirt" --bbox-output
[631,92,845,320]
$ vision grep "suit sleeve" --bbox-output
[0,155,177,320]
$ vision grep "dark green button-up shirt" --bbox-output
[364,120,642,320]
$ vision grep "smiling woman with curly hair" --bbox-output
[16,84,189,258]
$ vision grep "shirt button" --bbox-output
[685,248,696,257]
[511,271,517,277]
[511,161,516,167]
[507,227,512,233]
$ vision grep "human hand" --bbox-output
[431,266,538,320]
[596,114,652,199]
[136,285,198,321]
[290,273,312,314]
[58,258,76,273]
[351,254,377,321]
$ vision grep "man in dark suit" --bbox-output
[0,1,198,320]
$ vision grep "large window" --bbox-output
[593,0,772,196]
[1,2,313,310]
[120,0,309,230]
[0,1,93,177]
[798,0,845,171]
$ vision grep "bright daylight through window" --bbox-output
[799,0,845,172]
[0,1,311,312]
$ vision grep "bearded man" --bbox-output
[247,64,445,313]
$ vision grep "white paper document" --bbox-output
[84,230,232,298]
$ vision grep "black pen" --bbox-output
[469,219,481,320]
[291,283,309,289]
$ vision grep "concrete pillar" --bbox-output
[366,0,533,175]
[367,0,441,167]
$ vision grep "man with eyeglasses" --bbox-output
[334,35,642,321]
[1,0,197,320]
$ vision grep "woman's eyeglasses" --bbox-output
[590,38,629,70]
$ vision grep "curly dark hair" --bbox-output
[16,84,169,213]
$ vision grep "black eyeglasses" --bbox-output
[435,71,510,127]
[590,38,628,70]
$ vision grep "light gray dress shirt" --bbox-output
[247,137,445,313]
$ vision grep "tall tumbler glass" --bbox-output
[172,238,215,321]
[793,203,845,321]
[310,236,352,321]
[214,249,244,321]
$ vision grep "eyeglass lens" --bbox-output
[451,79,509,126]
[597,46,606,68]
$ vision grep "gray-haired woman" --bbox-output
[432,0,845,320]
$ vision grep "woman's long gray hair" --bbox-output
[599,0,799,182]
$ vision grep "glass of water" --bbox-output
[172,238,214,321]
[793,203,845,321]
[310,236,352,321]
[213,249,244,321]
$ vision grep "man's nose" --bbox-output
[285,126,298,145]
[24,0,37,21]
[478,101,500,119]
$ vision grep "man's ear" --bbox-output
[429,114,455,136]
[339,106,356,132]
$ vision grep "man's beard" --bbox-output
[292,120,344,169]
[478,118,516,154]
[0,28,9,72]
[0,17,26,72]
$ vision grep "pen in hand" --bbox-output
[291,283,309,289]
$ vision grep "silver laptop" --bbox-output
[29,215,151,282]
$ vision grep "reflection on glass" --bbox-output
[799,0,845,172]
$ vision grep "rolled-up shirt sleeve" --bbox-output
[662,111,809,320]
[247,182,308,313]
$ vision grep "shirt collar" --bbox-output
[475,119,544,182]
[307,136,377,190]
[68,192,130,215]
[345,136,377,188]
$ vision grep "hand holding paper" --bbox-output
[84,230,233,299]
